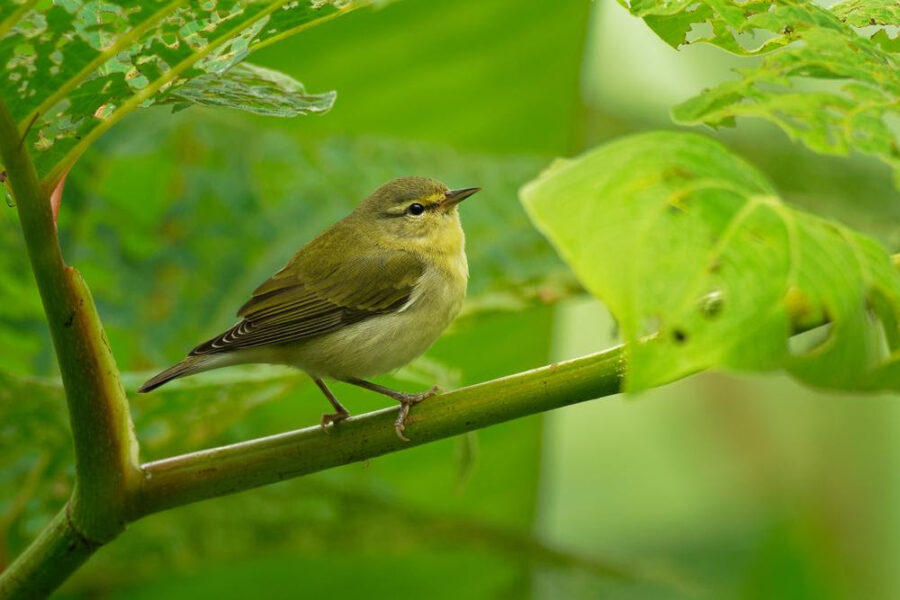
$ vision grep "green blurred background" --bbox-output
[2,1,899,598]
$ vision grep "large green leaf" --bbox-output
[248,0,592,156]
[618,0,900,186]
[0,0,367,185]
[521,131,900,392]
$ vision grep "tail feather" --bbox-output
[139,355,213,393]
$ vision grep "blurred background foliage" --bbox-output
[1,0,899,598]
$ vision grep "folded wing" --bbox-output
[190,239,425,355]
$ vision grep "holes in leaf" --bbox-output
[865,289,900,353]
[685,21,712,43]
[788,323,832,356]
[672,328,688,344]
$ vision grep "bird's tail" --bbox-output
[139,355,215,393]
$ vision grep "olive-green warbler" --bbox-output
[140,177,478,440]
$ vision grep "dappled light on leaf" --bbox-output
[0,0,366,185]
[521,131,900,392]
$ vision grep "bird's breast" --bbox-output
[277,253,467,380]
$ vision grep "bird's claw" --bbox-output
[393,385,440,441]
[394,403,411,442]
[320,410,350,432]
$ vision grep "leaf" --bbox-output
[157,62,336,117]
[832,0,900,28]
[521,131,900,392]
[0,0,367,186]
[248,0,593,155]
[619,0,900,187]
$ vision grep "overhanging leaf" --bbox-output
[0,0,367,187]
[832,0,900,28]
[619,0,900,186]
[521,131,900,392]
[158,62,336,117]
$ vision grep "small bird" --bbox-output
[139,177,478,440]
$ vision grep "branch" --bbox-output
[0,98,141,591]
[131,347,624,517]
[0,509,96,599]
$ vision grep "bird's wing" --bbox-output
[189,242,425,355]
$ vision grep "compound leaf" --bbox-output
[619,0,900,186]
[0,0,366,186]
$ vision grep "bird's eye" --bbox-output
[407,203,425,216]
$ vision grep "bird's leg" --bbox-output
[343,378,440,441]
[314,377,350,430]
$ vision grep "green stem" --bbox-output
[0,508,96,599]
[131,346,623,517]
[0,96,140,574]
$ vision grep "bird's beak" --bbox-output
[443,187,480,209]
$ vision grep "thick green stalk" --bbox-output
[132,347,623,517]
[0,98,140,549]
[0,508,96,599]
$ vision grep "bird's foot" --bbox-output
[320,409,350,432]
[393,385,440,442]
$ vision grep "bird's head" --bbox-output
[355,177,479,246]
